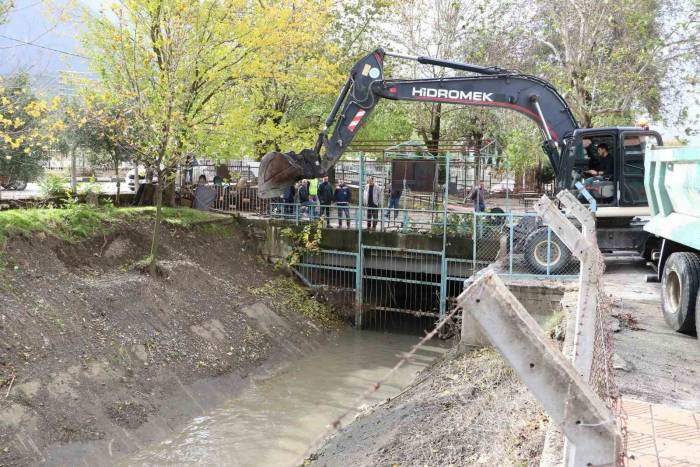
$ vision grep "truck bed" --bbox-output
[644,146,700,251]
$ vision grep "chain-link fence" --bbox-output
[269,206,580,277]
[589,255,626,466]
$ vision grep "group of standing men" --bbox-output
[280,176,403,230]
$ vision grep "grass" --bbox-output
[0,205,229,245]
[543,309,567,341]
[116,207,230,227]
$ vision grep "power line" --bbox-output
[11,1,45,13]
[0,33,88,59]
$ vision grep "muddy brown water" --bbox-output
[120,330,448,467]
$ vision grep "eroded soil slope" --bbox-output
[0,217,334,466]
[311,347,547,467]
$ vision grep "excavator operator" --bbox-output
[585,143,613,178]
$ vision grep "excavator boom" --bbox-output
[258,48,579,198]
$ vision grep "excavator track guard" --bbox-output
[257,148,319,199]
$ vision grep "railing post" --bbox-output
[472,211,478,274]
[354,152,365,327]
[440,155,450,319]
[536,191,601,379]
[534,191,610,467]
[457,272,619,467]
[546,225,552,276]
[508,210,514,276]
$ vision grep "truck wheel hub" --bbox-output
[665,270,682,314]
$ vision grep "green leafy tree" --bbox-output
[208,0,390,160]
[83,0,257,272]
[69,95,136,204]
[355,102,414,143]
[223,0,345,158]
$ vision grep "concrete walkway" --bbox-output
[624,397,700,466]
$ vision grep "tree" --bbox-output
[355,102,414,143]
[0,1,12,24]
[383,0,462,155]
[204,0,391,160]
[0,73,61,190]
[63,94,136,204]
[215,0,346,159]
[84,0,258,273]
[383,0,525,156]
[524,0,700,128]
[500,121,544,190]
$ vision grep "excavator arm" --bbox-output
[258,48,579,198]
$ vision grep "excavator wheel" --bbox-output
[523,227,573,275]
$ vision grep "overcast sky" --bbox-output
[2,0,698,144]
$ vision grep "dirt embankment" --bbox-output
[310,347,548,467]
[0,217,338,466]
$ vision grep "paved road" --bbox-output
[606,256,700,411]
[0,181,129,200]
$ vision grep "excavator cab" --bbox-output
[571,128,662,208]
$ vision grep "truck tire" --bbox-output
[661,252,700,334]
[523,228,572,275]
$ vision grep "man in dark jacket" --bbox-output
[317,176,335,226]
[298,179,315,219]
[334,180,352,228]
[469,182,487,212]
[282,183,296,216]
[386,181,402,221]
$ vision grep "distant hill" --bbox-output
[0,0,100,94]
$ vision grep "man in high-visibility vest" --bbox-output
[308,178,319,219]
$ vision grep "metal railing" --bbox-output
[241,154,582,323]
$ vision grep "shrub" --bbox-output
[77,178,103,196]
[40,172,68,198]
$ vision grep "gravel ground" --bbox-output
[605,256,700,410]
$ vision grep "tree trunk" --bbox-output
[469,132,484,184]
[133,160,140,192]
[149,180,163,275]
[425,102,442,156]
[70,145,77,195]
[162,168,176,207]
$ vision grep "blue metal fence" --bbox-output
[259,154,580,324]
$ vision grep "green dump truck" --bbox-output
[644,146,700,338]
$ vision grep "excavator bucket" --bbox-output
[257,149,318,198]
[257,151,305,199]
